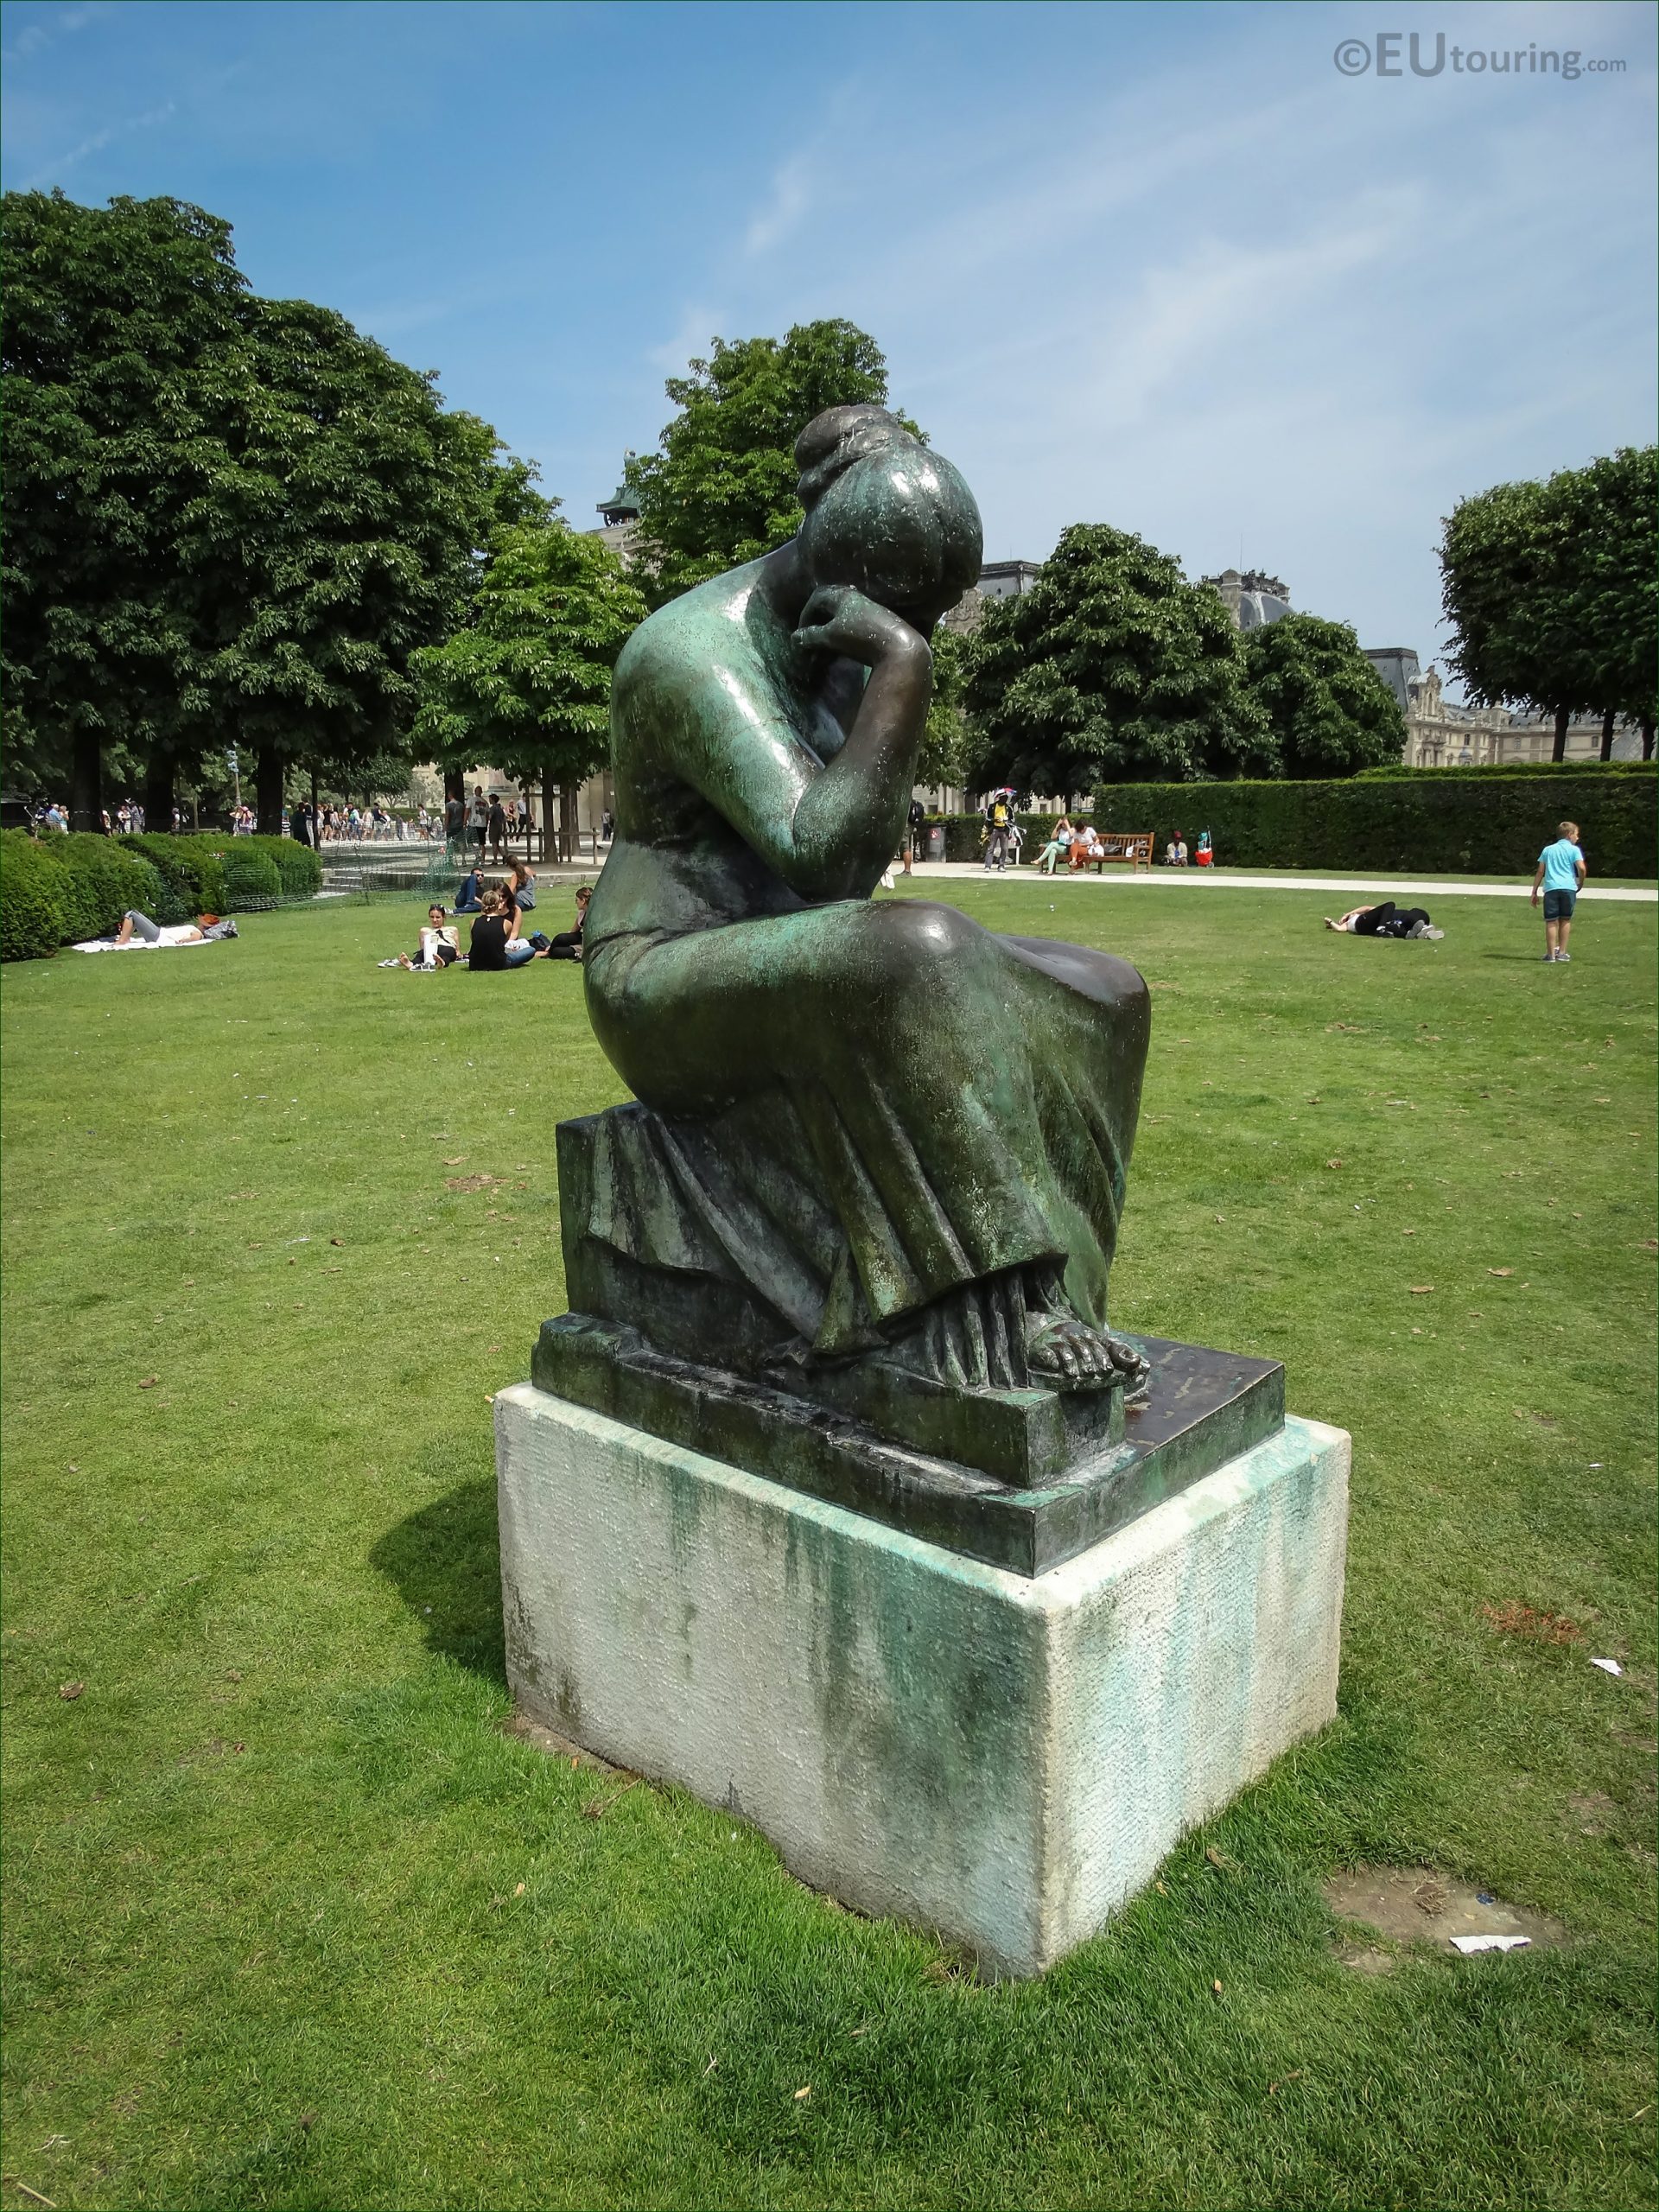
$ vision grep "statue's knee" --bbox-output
[859,899,978,994]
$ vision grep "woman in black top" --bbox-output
[468,891,539,969]
[545,885,591,961]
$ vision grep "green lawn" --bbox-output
[3,883,1655,2212]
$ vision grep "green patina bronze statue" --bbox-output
[538,406,1184,1540]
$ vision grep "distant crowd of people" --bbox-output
[25,798,152,836]
[289,802,439,846]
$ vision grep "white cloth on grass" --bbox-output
[72,928,213,952]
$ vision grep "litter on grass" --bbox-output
[1591,1656,1624,1676]
[1451,1934,1531,1955]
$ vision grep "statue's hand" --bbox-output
[794,585,927,670]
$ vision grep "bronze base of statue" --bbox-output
[543,1109,1281,1576]
[531,1310,1282,1580]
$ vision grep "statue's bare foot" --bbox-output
[1025,1310,1151,1399]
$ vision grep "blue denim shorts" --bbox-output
[1542,888,1576,920]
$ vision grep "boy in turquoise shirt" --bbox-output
[1531,819,1586,962]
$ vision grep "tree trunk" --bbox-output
[560,784,577,867]
[443,766,465,810]
[1599,707,1616,763]
[70,728,104,831]
[1643,718,1655,761]
[143,747,175,835]
[255,747,286,837]
[1551,704,1569,764]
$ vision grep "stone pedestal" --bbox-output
[496,1383,1348,1978]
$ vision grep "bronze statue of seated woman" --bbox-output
[546,405,1152,1488]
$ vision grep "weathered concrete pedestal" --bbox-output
[496,1382,1348,1977]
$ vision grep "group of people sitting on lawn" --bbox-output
[383,871,589,971]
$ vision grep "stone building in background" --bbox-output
[1200,575,1641,766]
[1365,652,1639,766]
[1199,569,1293,631]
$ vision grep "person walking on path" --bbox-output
[467,785,490,858]
[1532,819,1586,962]
[902,795,925,874]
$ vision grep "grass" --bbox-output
[3,882,1655,2211]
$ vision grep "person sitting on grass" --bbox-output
[1323,901,1443,939]
[454,868,484,912]
[1163,834,1188,867]
[508,858,537,912]
[543,885,591,962]
[389,906,460,970]
[467,887,544,969]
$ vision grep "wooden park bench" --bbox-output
[1070,830,1153,874]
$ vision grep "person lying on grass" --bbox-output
[1323,901,1444,939]
[111,909,238,947]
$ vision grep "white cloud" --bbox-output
[683,0,1656,680]
[743,149,815,257]
[18,94,175,188]
[646,302,727,373]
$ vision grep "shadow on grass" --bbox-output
[370,1477,507,1687]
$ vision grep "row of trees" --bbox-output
[607,325,1408,795]
[2,189,639,835]
[8,191,1649,834]
[1440,448,1656,760]
[958,533,1406,797]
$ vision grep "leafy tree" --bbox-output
[2,189,249,826]
[916,623,970,791]
[1241,613,1406,778]
[1440,473,1589,761]
[1552,448,1657,759]
[184,297,510,832]
[3,189,531,834]
[413,522,645,856]
[963,524,1275,796]
[625,321,891,604]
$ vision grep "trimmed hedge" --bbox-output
[1357,760,1655,780]
[1,831,69,961]
[216,846,283,909]
[120,835,220,920]
[118,833,321,912]
[0,826,321,960]
[254,834,323,899]
[38,834,167,940]
[1090,771,1656,876]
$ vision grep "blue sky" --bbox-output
[3,0,1654,681]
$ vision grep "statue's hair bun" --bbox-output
[795,405,919,512]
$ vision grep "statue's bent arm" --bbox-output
[675,630,932,906]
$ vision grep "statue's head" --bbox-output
[794,406,982,633]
